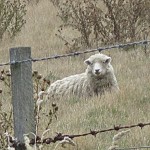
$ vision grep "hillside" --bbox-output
[0,0,150,149]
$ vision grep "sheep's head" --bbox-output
[84,53,111,77]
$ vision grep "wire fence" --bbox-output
[0,39,150,67]
[9,122,150,149]
[1,40,150,149]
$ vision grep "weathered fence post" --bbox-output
[10,47,35,149]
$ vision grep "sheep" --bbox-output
[47,53,119,99]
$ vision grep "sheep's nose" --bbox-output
[95,69,100,74]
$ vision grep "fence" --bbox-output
[0,40,150,67]
[0,40,150,149]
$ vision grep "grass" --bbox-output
[0,0,150,149]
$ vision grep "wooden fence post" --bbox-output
[10,47,35,149]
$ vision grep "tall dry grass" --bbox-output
[0,0,150,149]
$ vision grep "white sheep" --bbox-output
[47,53,119,99]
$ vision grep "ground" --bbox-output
[0,0,150,149]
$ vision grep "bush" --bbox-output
[50,0,150,52]
[0,0,26,39]
[0,69,58,149]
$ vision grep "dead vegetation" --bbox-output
[0,0,26,39]
[50,0,150,52]
[0,0,150,149]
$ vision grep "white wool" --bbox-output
[47,53,119,99]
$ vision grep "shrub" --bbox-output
[50,0,150,52]
[0,69,58,149]
[0,0,26,39]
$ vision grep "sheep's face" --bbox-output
[84,54,111,77]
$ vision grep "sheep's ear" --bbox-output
[84,59,92,65]
[105,57,111,63]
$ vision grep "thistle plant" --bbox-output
[0,69,58,149]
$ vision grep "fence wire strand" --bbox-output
[0,40,149,67]
[9,122,150,149]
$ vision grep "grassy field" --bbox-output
[0,0,150,149]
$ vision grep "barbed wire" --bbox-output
[9,122,150,149]
[0,40,150,67]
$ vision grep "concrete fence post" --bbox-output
[10,47,35,149]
